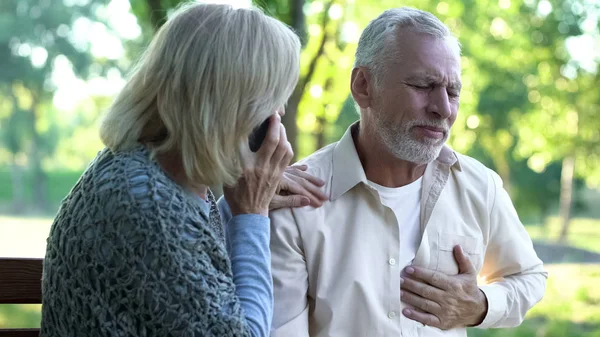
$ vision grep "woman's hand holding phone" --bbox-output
[224,114,293,217]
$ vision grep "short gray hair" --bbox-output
[354,7,461,85]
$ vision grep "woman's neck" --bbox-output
[154,149,208,200]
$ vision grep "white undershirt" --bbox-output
[368,177,423,270]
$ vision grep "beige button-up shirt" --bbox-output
[269,124,547,337]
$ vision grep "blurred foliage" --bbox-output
[0,0,115,210]
[0,1,599,334]
[527,217,600,254]
[0,0,598,227]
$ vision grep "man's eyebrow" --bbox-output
[449,81,462,91]
[405,73,439,83]
[406,73,462,90]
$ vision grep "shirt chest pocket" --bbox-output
[432,232,483,276]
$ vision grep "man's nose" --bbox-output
[428,88,452,119]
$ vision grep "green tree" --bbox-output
[512,0,600,241]
[0,0,111,210]
[124,0,599,230]
[129,0,312,155]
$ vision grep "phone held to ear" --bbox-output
[249,118,271,152]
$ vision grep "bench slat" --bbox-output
[0,258,43,304]
[0,329,40,337]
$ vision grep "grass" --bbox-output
[468,264,600,337]
[0,167,81,211]
[525,217,600,254]
[1,215,599,335]
[0,305,41,328]
[527,265,600,323]
[1,264,599,335]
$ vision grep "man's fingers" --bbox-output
[400,290,442,315]
[400,276,445,303]
[454,245,476,274]
[404,266,450,291]
[402,308,442,329]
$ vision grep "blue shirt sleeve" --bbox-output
[217,197,273,337]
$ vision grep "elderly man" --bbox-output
[269,7,547,337]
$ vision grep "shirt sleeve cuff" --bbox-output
[475,284,508,329]
[227,214,270,233]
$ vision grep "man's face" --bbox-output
[368,33,461,164]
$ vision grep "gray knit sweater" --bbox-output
[40,145,272,337]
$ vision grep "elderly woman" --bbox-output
[40,3,327,337]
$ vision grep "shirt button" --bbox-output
[388,258,396,266]
[388,311,397,319]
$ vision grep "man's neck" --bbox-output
[355,122,427,188]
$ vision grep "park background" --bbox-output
[0,0,599,335]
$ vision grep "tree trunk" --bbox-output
[315,115,326,150]
[283,0,335,158]
[29,105,49,211]
[557,156,575,243]
[290,0,306,45]
[314,78,333,150]
[283,86,302,159]
[494,153,512,196]
[10,157,26,214]
[283,0,308,157]
[145,0,165,31]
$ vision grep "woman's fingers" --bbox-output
[290,164,308,171]
[279,166,327,206]
[270,123,288,167]
[257,114,281,158]
[270,123,293,171]
[269,193,310,210]
[287,167,325,187]
[285,174,327,206]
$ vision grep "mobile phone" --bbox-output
[249,118,271,152]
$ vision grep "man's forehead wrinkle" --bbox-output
[407,71,461,86]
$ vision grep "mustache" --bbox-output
[405,120,449,132]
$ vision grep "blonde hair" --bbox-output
[100,2,301,186]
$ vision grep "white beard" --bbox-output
[373,116,449,165]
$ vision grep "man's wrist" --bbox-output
[469,289,489,326]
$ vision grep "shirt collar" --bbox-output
[330,121,462,201]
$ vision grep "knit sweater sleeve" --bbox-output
[87,192,253,337]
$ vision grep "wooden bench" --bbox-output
[0,258,43,337]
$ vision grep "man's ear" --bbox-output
[350,67,374,110]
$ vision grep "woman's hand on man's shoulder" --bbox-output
[269,164,328,210]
